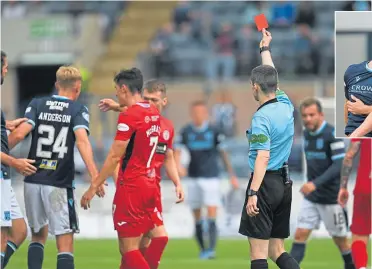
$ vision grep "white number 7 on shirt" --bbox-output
[147,136,159,168]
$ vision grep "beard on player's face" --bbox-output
[304,117,321,132]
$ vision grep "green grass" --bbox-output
[6,238,371,269]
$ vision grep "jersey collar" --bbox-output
[192,121,209,132]
[257,98,278,111]
[52,95,69,100]
[366,61,372,73]
[309,121,327,136]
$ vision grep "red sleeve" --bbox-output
[351,138,361,143]
[168,125,175,149]
[115,111,137,141]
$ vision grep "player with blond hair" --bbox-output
[8,65,102,269]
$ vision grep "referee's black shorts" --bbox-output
[239,171,292,240]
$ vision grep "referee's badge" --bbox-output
[163,130,170,141]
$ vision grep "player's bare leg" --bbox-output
[332,236,355,269]
[206,206,218,259]
[56,233,74,269]
[290,228,312,265]
[28,225,48,269]
[1,227,9,268]
[139,234,151,255]
[142,225,168,269]
[3,218,27,267]
[269,238,300,269]
[118,236,150,269]
[351,234,369,269]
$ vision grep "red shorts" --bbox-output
[152,183,163,227]
[350,193,371,236]
[113,180,160,237]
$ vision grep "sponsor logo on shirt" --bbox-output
[117,123,129,132]
[39,159,58,170]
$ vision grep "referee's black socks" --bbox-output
[276,252,300,269]
[251,259,268,269]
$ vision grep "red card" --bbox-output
[254,14,269,31]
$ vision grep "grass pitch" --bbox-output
[7,238,371,269]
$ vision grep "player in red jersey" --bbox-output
[81,68,162,269]
[99,79,185,269]
[338,138,371,269]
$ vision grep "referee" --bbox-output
[238,29,300,269]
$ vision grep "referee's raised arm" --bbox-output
[238,29,300,269]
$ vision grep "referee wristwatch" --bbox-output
[260,46,271,54]
[247,189,258,197]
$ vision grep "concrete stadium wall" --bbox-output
[11,179,355,239]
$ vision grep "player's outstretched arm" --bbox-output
[95,140,128,186]
[7,122,33,149]
[349,112,372,137]
[1,153,37,176]
[98,98,126,112]
[164,149,185,203]
[260,29,274,68]
[5,118,28,132]
[81,139,129,209]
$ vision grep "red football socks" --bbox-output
[351,241,368,269]
[143,237,169,269]
[121,250,150,269]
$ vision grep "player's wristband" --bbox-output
[260,46,271,54]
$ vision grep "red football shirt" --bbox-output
[352,138,371,194]
[115,102,161,186]
[153,116,175,184]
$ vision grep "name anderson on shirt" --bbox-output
[38,112,71,123]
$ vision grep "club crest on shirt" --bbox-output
[145,116,150,123]
[163,130,170,141]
